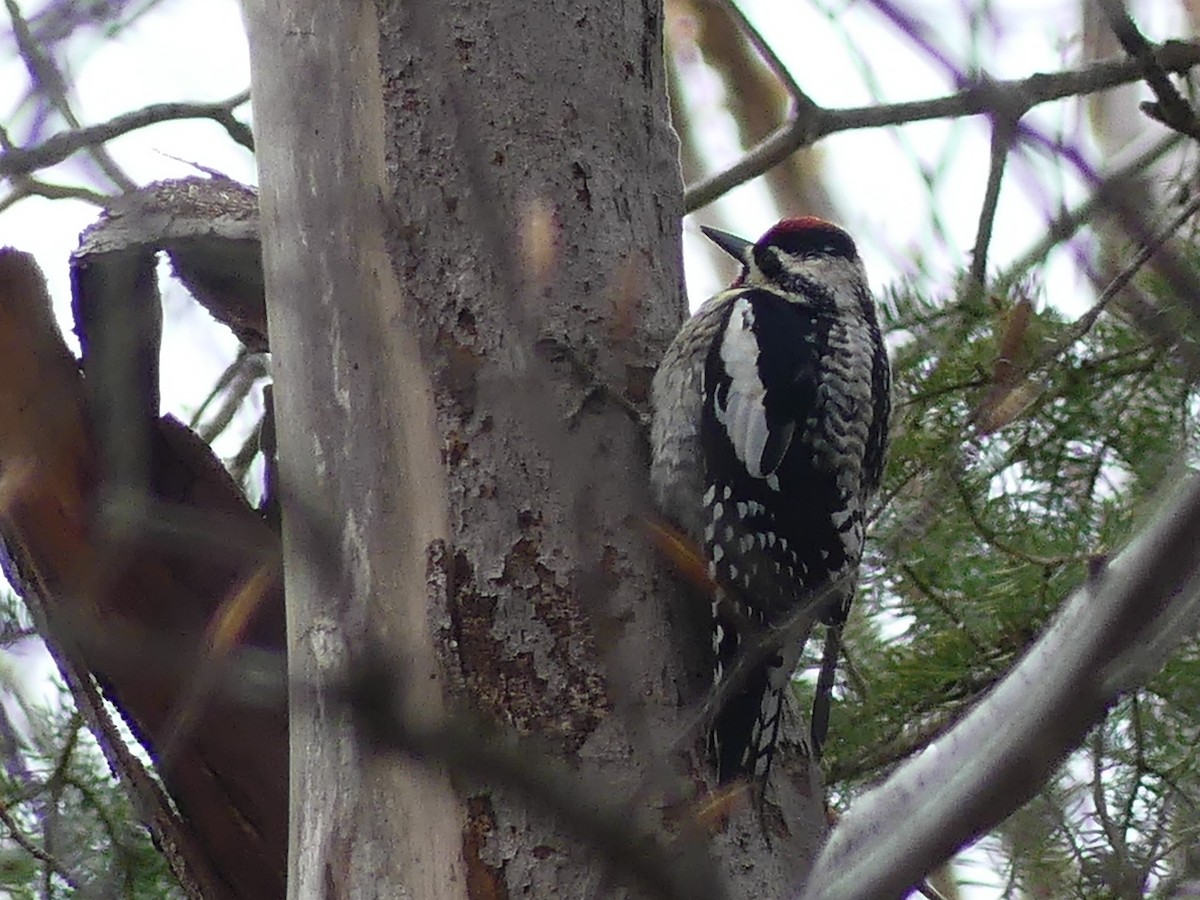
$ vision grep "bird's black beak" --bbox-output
[700,225,753,262]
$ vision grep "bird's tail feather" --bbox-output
[711,620,803,783]
[810,623,843,761]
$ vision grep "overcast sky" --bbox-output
[0,0,1189,894]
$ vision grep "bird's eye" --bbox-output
[765,225,857,261]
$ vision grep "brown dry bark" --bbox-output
[0,249,286,899]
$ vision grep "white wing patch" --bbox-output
[714,298,790,478]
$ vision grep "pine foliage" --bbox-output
[0,594,182,899]
[817,275,1200,897]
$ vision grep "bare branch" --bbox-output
[0,798,81,891]
[995,133,1183,291]
[685,40,1200,212]
[4,0,136,192]
[191,351,268,444]
[799,472,1200,900]
[968,115,1016,289]
[1030,188,1200,371]
[710,0,817,117]
[1122,694,1148,836]
[0,176,110,213]
[0,92,253,180]
[1090,730,1125,865]
[1098,0,1200,140]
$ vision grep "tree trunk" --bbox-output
[244,1,823,896]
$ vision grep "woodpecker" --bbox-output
[650,217,890,784]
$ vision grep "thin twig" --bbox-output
[0,625,38,646]
[685,40,1200,211]
[0,91,253,179]
[1051,135,1200,336]
[898,563,985,655]
[1090,730,1125,864]
[914,880,951,900]
[710,0,817,115]
[1098,0,1200,140]
[969,115,1017,289]
[1121,693,1146,836]
[193,353,267,444]
[953,476,1076,567]
[189,350,251,431]
[0,176,110,214]
[4,0,136,192]
[0,799,81,891]
[1138,788,1174,890]
[1030,187,1200,372]
[995,133,1183,292]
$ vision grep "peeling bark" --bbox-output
[246,0,824,896]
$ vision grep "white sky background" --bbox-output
[0,0,1192,894]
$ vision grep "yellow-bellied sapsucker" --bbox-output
[650,218,890,783]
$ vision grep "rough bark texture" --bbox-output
[246,0,824,896]
[78,178,266,351]
[373,1,703,893]
[245,3,467,898]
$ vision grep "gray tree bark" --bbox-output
[244,4,463,897]
[244,1,823,897]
